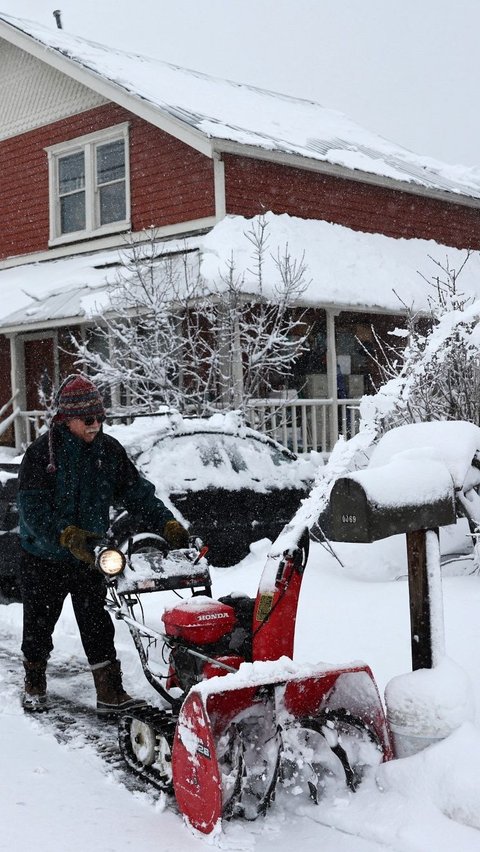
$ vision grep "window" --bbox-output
[46,124,130,244]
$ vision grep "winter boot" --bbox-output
[23,660,49,713]
[91,660,146,717]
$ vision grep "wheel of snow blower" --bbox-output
[280,708,384,804]
[118,706,176,791]
[216,699,282,821]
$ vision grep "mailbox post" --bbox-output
[406,530,433,669]
[326,456,456,671]
[406,528,449,670]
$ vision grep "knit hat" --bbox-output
[55,374,105,421]
[46,375,105,473]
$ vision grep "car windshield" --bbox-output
[199,439,248,472]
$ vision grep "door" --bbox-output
[24,337,55,412]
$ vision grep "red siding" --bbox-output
[224,155,480,250]
[0,104,216,259]
[3,103,480,260]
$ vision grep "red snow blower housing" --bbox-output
[162,598,237,644]
[100,530,393,834]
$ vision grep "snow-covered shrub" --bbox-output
[361,253,480,434]
[72,217,310,416]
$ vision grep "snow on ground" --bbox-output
[2,533,480,851]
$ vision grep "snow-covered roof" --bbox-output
[200,213,480,313]
[2,13,480,202]
[0,237,201,331]
[0,250,119,331]
[1,212,480,331]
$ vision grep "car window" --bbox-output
[221,441,248,473]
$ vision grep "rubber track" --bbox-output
[118,704,177,791]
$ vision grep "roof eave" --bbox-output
[212,139,480,210]
[0,17,214,158]
[2,315,90,335]
[0,297,410,336]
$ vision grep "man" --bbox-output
[17,374,189,715]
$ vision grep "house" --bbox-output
[1,12,480,451]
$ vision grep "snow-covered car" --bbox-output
[0,410,320,599]
[106,410,320,566]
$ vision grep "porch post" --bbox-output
[107,325,122,410]
[325,308,339,450]
[217,301,244,409]
[231,315,244,409]
[10,334,28,450]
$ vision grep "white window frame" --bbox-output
[46,123,131,246]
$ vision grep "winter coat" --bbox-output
[18,424,174,563]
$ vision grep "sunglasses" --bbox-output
[81,415,106,426]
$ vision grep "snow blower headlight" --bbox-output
[97,547,126,577]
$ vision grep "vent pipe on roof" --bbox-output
[53,10,63,29]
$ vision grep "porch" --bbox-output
[2,211,463,455]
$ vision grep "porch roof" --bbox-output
[0,237,201,333]
[1,212,480,334]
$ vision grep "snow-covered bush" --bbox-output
[361,253,480,433]
[73,217,310,416]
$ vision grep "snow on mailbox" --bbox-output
[329,453,456,544]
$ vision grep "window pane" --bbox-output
[58,152,85,195]
[60,191,86,233]
[97,140,125,185]
[99,182,126,225]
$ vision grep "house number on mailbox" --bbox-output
[342,514,357,523]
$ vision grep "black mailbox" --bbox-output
[328,458,456,544]
[319,455,457,672]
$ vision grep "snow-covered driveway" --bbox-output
[2,539,480,851]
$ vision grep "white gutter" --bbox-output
[0,219,216,270]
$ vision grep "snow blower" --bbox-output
[96,527,393,834]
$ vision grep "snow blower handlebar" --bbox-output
[93,533,208,581]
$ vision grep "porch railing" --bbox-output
[0,391,21,441]
[4,397,361,455]
[245,397,361,454]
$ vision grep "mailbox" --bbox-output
[321,455,457,673]
[327,457,456,544]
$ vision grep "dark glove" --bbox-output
[59,525,102,564]
[163,519,189,549]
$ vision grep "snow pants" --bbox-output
[19,550,116,667]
